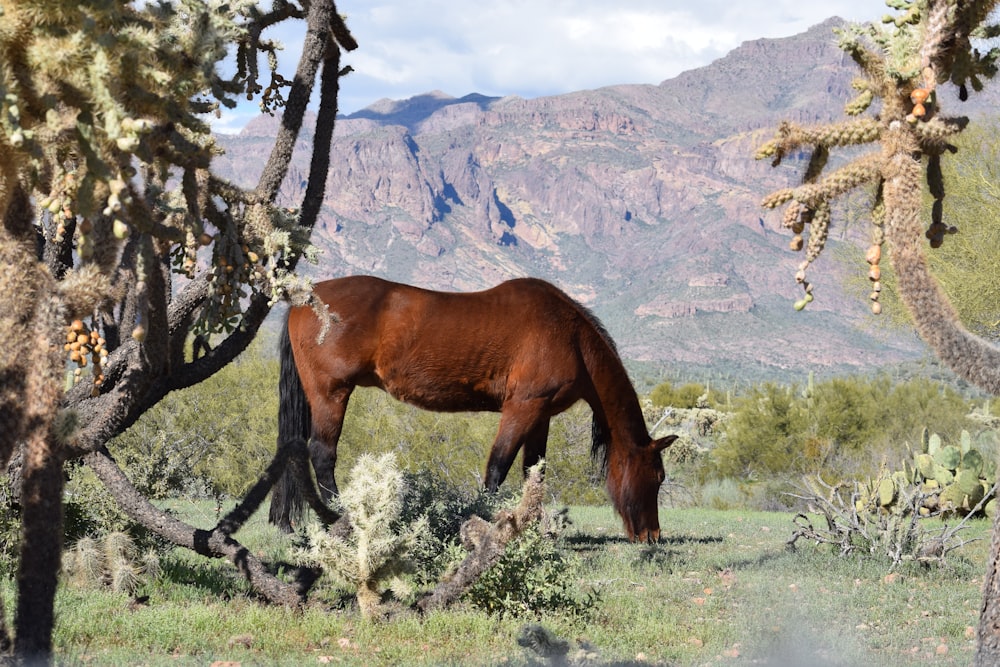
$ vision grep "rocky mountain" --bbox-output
[214,17,943,383]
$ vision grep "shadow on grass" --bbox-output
[567,532,724,551]
[157,556,323,600]
[157,557,245,598]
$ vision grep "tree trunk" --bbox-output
[976,500,1000,665]
[14,444,63,660]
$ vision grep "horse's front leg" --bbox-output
[484,403,547,491]
[521,420,550,477]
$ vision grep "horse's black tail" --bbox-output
[268,315,311,532]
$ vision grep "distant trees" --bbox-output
[711,376,974,482]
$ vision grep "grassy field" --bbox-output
[2,501,993,666]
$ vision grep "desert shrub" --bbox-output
[699,478,746,511]
[336,387,496,491]
[337,392,610,507]
[538,405,608,506]
[397,469,508,584]
[710,382,809,480]
[650,381,722,409]
[464,523,597,619]
[881,376,976,446]
[711,376,977,480]
[788,473,990,569]
[107,340,280,501]
[702,375,981,511]
[62,462,171,554]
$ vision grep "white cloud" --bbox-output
[213,0,888,132]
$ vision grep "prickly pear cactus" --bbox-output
[861,430,996,519]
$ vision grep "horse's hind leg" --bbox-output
[484,402,547,492]
[309,440,338,501]
[310,386,352,505]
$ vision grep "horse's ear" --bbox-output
[651,435,678,452]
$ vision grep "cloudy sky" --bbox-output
[214,0,889,133]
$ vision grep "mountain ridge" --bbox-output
[215,17,947,383]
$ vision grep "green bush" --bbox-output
[106,340,281,500]
[710,382,809,480]
[397,469,508,584]
[464,523,597,619]
[708,375,980,499]
[650,381,721,409]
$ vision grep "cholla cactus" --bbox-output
[757,0,1000,316]
[296,453,429,619]
[758,5,1000,661]
[1,0,357,656]
[757,0,1000,403]
[61,531,159,595]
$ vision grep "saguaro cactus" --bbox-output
[756,2,1000,662]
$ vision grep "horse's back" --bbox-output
[292,275,593,411]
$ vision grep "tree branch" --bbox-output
[85,447,303,606]
[254,0,339,203]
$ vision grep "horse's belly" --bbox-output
[393,384,501,413]
[377,372,502,413]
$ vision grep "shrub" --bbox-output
[107,341,280,501]
[788,473,989,569]
[710,382,809,480]
[396,468,508,584]
[650,381,721,409]
[710,376,978,483]
[464,523,597,619]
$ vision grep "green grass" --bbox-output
[2,501,993,666]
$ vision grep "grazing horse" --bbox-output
[268,275,676,542]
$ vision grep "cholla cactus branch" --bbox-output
[295,453,429,619]
[0,0,358,657]
[759,9,1000,659]
[755,117,882,163]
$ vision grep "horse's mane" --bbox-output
[549,287,621,477]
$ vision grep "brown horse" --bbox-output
[268,275,676,542]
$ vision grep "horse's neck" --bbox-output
[583,335,648,447]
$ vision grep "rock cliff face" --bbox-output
[214,18,933,380]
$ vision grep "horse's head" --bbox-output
[608,435,677,543]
